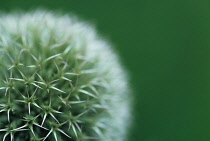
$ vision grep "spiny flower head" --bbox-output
[0,10,130,141]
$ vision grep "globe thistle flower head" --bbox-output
[0,11,131,141]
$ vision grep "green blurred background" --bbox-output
[1,0,210,141]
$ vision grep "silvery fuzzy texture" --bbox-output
[0,11,131,141]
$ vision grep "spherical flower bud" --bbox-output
[0,11,131,141]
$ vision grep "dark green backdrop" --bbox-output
[1,0,210,141]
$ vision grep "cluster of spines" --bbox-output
[0,34,108,141]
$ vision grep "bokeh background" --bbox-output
[1,0,210,141]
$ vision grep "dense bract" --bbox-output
[0,11,130,141]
